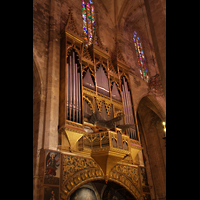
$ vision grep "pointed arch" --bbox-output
[137,95,166,122]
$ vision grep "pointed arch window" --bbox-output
[82,0,95,46]
[133,31,149,82]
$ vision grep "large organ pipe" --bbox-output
[67,63,69,119]
[127,91,131,125]
[122,83,129,137]
[127,90,134,138]
[126,90,131,137]
[123,79,129,124]
[78,73,81,123]
[122,84,128,124]
[127,91,133,138]
[75,64,78,122]
[73,52,75,121]
[69,55,72,120]
[121,88,126,124]
[126,83,131,125]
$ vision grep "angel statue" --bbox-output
[45,152,60,177]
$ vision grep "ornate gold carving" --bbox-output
[83,95,94,112]
[83,86,96,96]
[108,59,118,74]
[66,45,81,60]
[62,154,104,198]
[95,98,103,113]
[130,139,141,146]
[83,46,93,62]
[93,46,110,59]
[109,164,142,200]
[114,110,123,118]
[83,86,123,109]
[66,120,83,129]
[104,102,111,116]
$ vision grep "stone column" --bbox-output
[44,0,61,150]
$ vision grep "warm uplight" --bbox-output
[162,122,166,138]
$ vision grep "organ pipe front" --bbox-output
[66,50,82,123]
[121,77,137,140]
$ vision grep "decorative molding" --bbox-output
[61,154,104,198]
[65,8,80,37]
[83,87,123,109]
[83,95,94,112]
[109,164,142,200]
[104,102,111,116]
[83,46,93,62]
[66,120,83,129]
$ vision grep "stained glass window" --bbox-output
[82,0,95,46]
[133,31,149,82]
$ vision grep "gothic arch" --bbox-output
[137,95,166,199]
[67,46,81,60]
[137,95,166,121]
[61,154,142,200]
[61,175,141,200]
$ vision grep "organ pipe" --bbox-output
[66,51,81,123]
[73,52,75,121]
[67,63,69,119]
[122,77,136,139]
[69,55,72,120]
[78,73,81,123]
[75,64,78,122]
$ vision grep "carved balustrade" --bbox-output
[78,130,130,155]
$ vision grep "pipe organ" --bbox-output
[59,26,140,153]
[57,11,146,200]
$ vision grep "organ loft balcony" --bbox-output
[58,122,143,180]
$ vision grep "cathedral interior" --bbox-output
[33,0,166,199]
